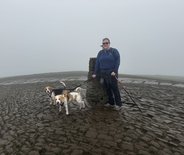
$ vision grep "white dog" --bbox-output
[55,88,85,115]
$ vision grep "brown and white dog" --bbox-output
[55,88,85,115]
[44,81,67,105]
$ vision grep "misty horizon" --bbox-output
[1,70,184,80]
[0,0,184,77]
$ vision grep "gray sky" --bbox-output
[0,0,184,77]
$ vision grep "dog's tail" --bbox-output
[69,85,81,92]
[74,87,81,92]
[60,81,66,88]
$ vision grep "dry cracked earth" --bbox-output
[0,79,184,155]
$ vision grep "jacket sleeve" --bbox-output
[113,49,120,73]
[94,51,101,74]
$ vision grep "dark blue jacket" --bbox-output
[94,48,120,75]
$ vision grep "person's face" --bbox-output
[102,40,110,49]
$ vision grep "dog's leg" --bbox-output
[49,97,52,105]
[84,99,90,107]
[79,101,82,110]
[53,97,56,105]
[79,101,85,109]
[77,96,85,109]
[51,93,56,105]
[82,100,85,109]
[59,104,62,112]
[64,101,69,115]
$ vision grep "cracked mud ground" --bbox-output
[0,80,184,155]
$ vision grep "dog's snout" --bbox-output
[56,100,61,104]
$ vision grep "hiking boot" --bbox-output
[104,103,114,107]
[114,105,123,110]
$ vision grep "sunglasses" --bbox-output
[102,42,109,45]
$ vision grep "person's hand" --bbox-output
[111,72,116,76]
[92,74,96,78]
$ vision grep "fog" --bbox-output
[0,0,184,77]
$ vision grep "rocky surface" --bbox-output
[0,78,184,155]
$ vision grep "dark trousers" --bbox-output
[103,74,122,106]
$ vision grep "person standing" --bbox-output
[92,38,122,110]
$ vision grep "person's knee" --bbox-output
[111,84,118,90]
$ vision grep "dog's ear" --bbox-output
[63,90,70,97]
[49,86,54,90]
[64,94,68,98]
[63,90,68,97]
[59,95,66,102]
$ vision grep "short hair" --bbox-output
[102,38,110,43]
